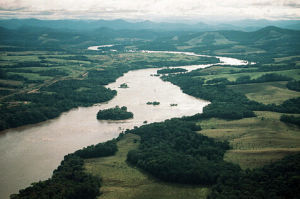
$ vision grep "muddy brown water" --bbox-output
[0,50,248,198]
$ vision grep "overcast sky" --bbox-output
[0,0,299,22]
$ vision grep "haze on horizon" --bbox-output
[0,0,300,23]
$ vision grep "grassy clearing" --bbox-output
[215,45,266,55]
[202,69,300,82]
[84,133,209,199]
[224,148,300,169]
[0,79,22,86]
[198,111,300,169]
[228,81,300,105]
[8,72,52,81]
[274,55,300,62]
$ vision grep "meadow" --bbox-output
[84,133,209,199]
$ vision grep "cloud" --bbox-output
[0,0,299,21]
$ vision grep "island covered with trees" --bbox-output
[97,106,133,120]
[157,68,187,74]
[146,101,160,105]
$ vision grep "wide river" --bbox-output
[0,49,248,198]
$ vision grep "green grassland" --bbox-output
[0,50,216,100]
[84,133,209,199]
[198,111,300,169]
[228,81,300,105]
[201,68,300,82]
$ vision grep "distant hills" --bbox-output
[0,22,299,60]
[0,18,299,32]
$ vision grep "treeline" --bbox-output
[157,68,187,74]
[232,73,292,85]
[131,56,219,68]
[11,139,118,199]
[206,73,292,86]
[97,106,133,120]
[280,115,300,126]
[0,75,117,131]
[287,80,300,92]
[4,68,68,77]
[74,140,117,159]
[126,119,239,185]
[11,140,118,199]
[209,153,300,199]
[162,75,258,120]
[163,72,300,121]
[1,60,153,131]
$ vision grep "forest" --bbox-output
[209,153,300,199]
[126,119,238,185]
[157,68,187,74]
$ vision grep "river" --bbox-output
[0,49,248,198]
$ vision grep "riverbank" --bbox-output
[0,49,222,198]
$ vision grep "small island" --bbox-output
[119,83,129,88]
[97,106,133,120]
[170,103,178,106]
[157,68,187,74]
[146,101,160,105]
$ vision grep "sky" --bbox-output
[0,0,299,22]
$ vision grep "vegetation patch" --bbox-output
[210,153,300,199]
[199,111,300,169]
[126,119,237,185]
[119,83,128,88]
[280,114,300,126]
[146,101,160,105]
[228,81,300,105]
[84,133,210,199]
[11,140,118,199]
[287,80,300,92]
[157,68,187,74]
[97,106,133,120]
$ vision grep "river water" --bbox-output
[0,49,248,198]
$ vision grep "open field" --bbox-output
[84,133,209,199]
[201,68,300,82]
[198,111,300,169]
[273,55,300,63]
[0,50,218,99]
[228,81,300,105]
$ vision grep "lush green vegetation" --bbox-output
[75,140,118,159]
[280,114,300,126]
[232,73,292,84]
[2,23,300,199]
[287,80,300,91]
[119,83,128,88]
[84,133,209,199]
[146,101,160,105]
[0,78,117,131]
[97,106,133,120]
[157,68,187,74]
[11,155,101,199]
[228,81,300,105]
[199,111,300,169]
[0,32,219,131]
[126,119,238,185]
[11,140,118,199]
[209,153,300,199]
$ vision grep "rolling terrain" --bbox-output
[1,23,299,199]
